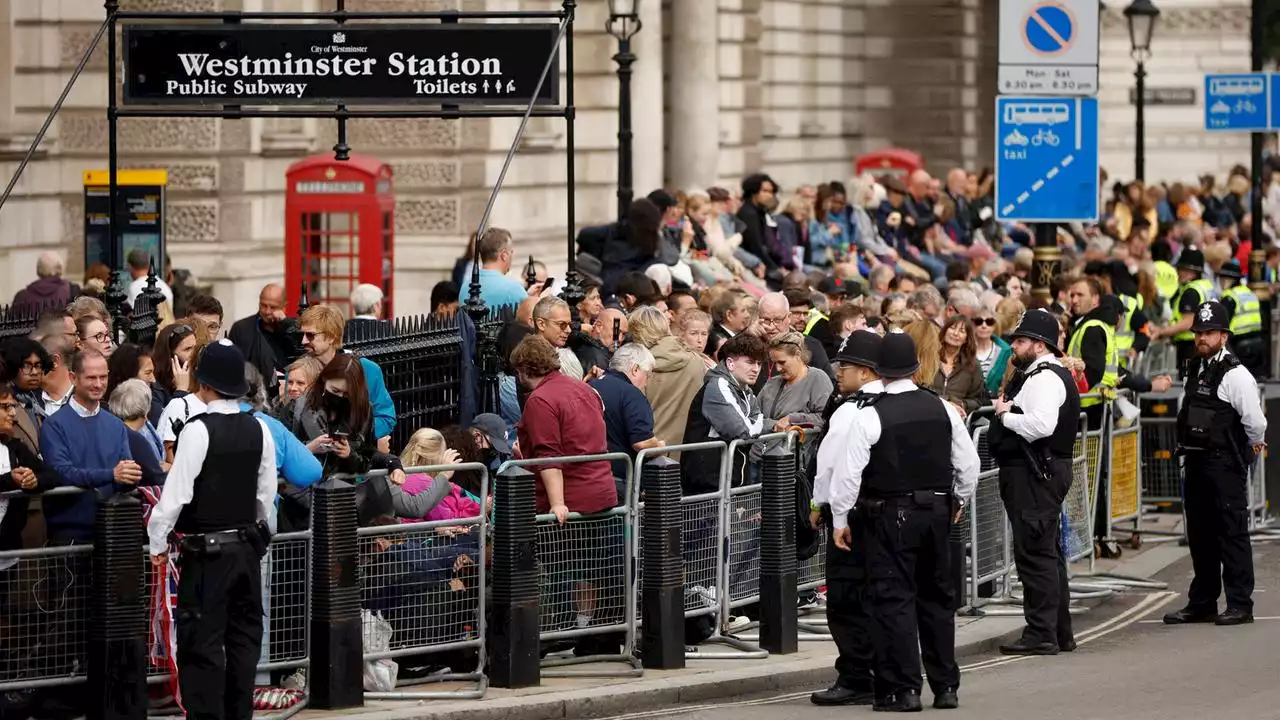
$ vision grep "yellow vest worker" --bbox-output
[1067,318,1118,408]
[1153,260,1179,301]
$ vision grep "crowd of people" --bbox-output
[0,157,1276,716]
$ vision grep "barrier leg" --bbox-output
[641,458,685,670]
[489,466,540,688]
[310,478,364,710]
[88,492,147,720]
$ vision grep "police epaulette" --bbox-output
[846,391,883,408]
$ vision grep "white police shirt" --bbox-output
[1001,353,1069,443]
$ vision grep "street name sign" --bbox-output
[998,0,1099,96]
[995,96,1099,222]
[123,24,560,105]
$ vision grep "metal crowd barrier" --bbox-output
[499,452,640,678]
[633,440,733,658]
[356,463,489,701]
[960,425,1014,615]
[0,539,91,693]
[1066,411,1097,566]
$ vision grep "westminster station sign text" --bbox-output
[123,24,560,105]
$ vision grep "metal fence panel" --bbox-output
[536,508,630,638]
[1141,417,1181,503]
[1066,420,1095,564]
[680,492,723,616]
[1109,426,1141,524]
[0,544,91,691]
[725,484,762,611]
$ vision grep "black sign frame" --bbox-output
[122,23,561,107]
[81,0,585,339]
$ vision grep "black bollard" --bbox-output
[641,457,684,669]
[310,478,363,709]
[489,465,540,688]
[88,492,148,720]
[758,446,798,654]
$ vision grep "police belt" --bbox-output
[178,523,270,558]
[858,490,951,508]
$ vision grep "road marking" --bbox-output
[598,593,1177,720]
[1139,615,1280,624]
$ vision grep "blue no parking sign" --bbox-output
[1024,3,1075,56]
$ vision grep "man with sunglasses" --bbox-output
[531,296,586,381]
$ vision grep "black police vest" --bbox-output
[174,413,265,535]
[1178,355,1245,454]
[992,362,1080,461]
[863,389,952,497]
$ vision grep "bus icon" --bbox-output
[1209,76,1264,97]
[1002,102,1070,126]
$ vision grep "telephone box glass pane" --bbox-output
[298,211,359,314]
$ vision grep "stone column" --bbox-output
[631,0,664,195]
[667,0,720,191]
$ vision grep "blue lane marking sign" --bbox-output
[1204,73,1269,132]
[1024,3,1074,56]
[995,95,1099,223]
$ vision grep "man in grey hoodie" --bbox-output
[679,333,767,494]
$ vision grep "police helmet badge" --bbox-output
[1198,305,1214,322]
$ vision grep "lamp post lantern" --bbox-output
[1124,0,1160,182]
[606,0,641,223]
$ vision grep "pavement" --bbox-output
[295,515,1215,720]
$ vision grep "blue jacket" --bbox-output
[983,337,1015,396]
[241,403,323,488]
[363,534,479,615]
[358,357,396,441]
[40,405,151,541]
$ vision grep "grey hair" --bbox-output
[108,378,152,422]
[349,283,384,316]
[532,296,569,321]
[609,343,655,374]
[947,287,982,313]
[36,252,64,279]
[241,362,268,412]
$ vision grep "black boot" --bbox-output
[1162,605,1218,625]
[873,689,922,713]
[1214,608,1254,626]
[999,637,1059,656]
[932,687,959,709]
[810,684,876,706]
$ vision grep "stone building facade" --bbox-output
[0,0,1252,320]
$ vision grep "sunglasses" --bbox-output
[167,324,194,351]
[974,318,997,327]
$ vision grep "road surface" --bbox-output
[602,539,1280,720]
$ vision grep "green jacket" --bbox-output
[983,336,1014,396]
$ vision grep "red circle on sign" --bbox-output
[1021,1,1077,57]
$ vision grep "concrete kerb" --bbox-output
[306,544,1189,720]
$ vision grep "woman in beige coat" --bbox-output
[629,306,708,449]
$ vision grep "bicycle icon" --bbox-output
[1030,129,1060,147]
[1234,99,1257,114]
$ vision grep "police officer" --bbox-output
[147,339,279,720]
[827,332,979,712]
[811,330,884,706]
[1152,246,1213,376]
[990,309,1081,656]
[1215,260,1266,378]
[1164,301,1266,627]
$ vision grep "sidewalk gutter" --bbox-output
[307,543,1189,720]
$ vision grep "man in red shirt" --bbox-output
[511,335,617,519]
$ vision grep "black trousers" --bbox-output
[825,511,877,695]
[1184,454,1255,612]
[176,540,264,720]
[999,459,1074,646]
[862,495,958,696]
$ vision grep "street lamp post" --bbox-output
[606,0,641,223]
[1124,0,1160,183]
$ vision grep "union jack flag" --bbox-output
[139,486,184,713]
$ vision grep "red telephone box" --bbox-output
[284,153,395,317]
[855,148,924,179]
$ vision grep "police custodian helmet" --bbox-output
[1191,300,1231,333]
[834,329,882,369]
[1008,308,1063,356]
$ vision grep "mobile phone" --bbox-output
[542,277,556,291]
[330,430,349,441]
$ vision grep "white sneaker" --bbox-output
[282,669,306,691]
[726,615,751,633]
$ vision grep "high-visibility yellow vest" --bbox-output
[1172,279,1215,342]
[1068,318,1118,408]
[1115,293,1142,367]
[1223,284,1263,336]
[804,309,829,336]
[1153,261,1179,300]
